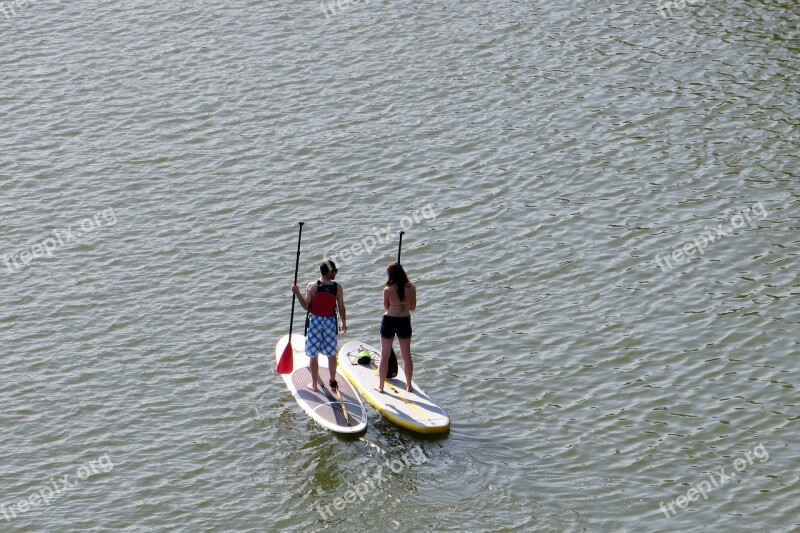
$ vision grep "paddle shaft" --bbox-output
[333,388,351,424]
[397,231,404,263]
[288,222,304,335]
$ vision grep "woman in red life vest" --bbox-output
[292,260,348,392]
[376,262,416,393]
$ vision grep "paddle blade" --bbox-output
[277,341,293,374]
[387,348,398,379]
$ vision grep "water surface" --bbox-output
[1,0,798,531]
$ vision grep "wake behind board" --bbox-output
[276,334,367,434]
[338,340,450,434]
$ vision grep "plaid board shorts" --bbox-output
[305,315,337,358]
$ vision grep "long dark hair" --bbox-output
[386,263,411,301]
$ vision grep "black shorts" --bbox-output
[380,315,412,340]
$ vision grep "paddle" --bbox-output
[317,376,351,426]
[331,381,351,425]
[277,221,304,374]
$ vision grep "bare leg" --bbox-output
[398,337,413,392]
[328,355,337,388]
[308,357,319,391]
[375,336,393,393]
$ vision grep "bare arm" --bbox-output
[291,282,315,311]
[383,287,390,311]
[407,283,417,311]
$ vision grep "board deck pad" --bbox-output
[338,340,450,434]
[277,334,367,434]
[290,367,365,428]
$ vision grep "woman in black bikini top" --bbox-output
[376,263,417,393]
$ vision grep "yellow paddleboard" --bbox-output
[338,340,450,434]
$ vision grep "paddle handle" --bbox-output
[397,231,404,263]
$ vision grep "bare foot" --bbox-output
[307,383,319,392]
[374,386,385,394]
[406,386,414,393]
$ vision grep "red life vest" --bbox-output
[309,281,337,317]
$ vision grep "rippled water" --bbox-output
[1,0,798,531]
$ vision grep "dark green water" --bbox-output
[1,0,798,531]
